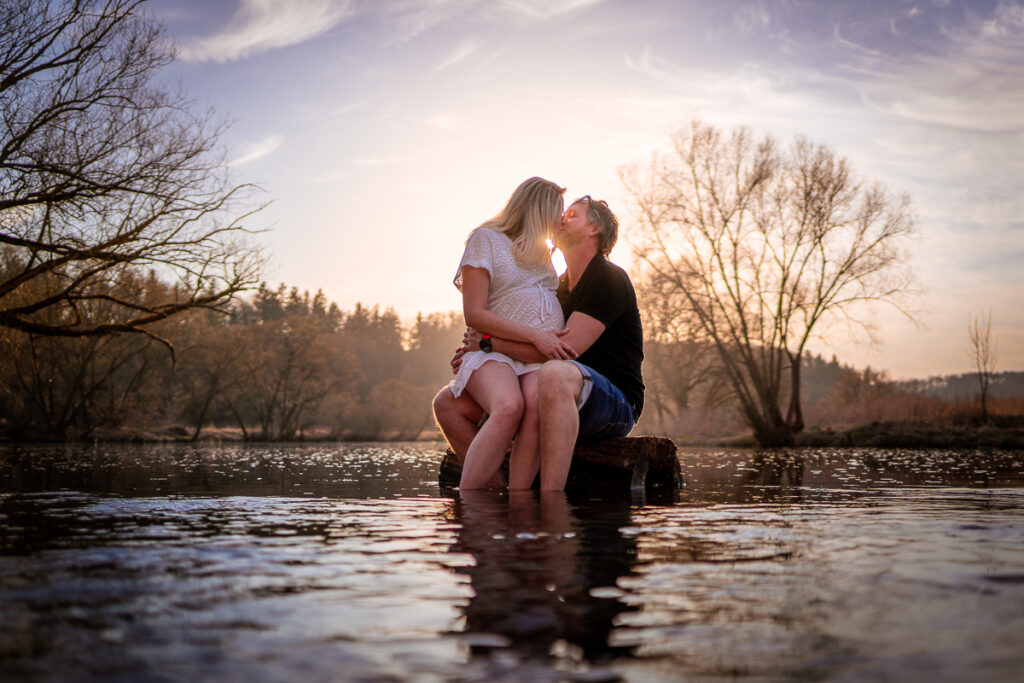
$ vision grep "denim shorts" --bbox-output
[569,361,637,439]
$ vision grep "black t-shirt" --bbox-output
[557,254,645,417]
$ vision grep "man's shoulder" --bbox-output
[586,256,635,291]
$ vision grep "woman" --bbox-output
[448,177,575,489]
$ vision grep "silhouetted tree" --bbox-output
[0,269,180,437]
[0,0,263,346]
[401,311,463,388]
[252,283,287,322]
[624,121,916,446]
[174,310,248,440]
[223,316,360,440]
[342,303,404,400]
[968,310,997,422]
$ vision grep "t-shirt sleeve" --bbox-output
[453,228,494,291]
[572,265,628,327]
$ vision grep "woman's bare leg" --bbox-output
[432,386,484,463]
[460,361,524,489]
[509,371,540,489]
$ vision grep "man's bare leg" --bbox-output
[432,386,484,464]
[509,371,540,489]
[536,361,585,491]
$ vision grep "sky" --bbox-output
[150,0,1024,379]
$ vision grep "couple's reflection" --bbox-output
[743,449,805,502]
[451,489,637,663]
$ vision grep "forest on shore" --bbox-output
[2,275,1021,445]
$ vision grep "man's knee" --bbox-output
[434,386,485,425]
[537,361,583,402]
[432,387,454,421]
[520,374,539,412]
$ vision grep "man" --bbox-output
[432,195,644,491]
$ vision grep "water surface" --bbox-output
[1,443,1022,681]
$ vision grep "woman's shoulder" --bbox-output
[465,226,514,255]
[467,226,509,243]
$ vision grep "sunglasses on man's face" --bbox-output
[576,195,606,227]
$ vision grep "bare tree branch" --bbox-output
[623,120,917,446]
[0,0,264,343]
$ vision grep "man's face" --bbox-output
[554,200,597,249]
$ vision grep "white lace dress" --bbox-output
[448,227,564,398]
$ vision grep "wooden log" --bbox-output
[438,435,682,493]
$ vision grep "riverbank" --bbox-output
[691,415,1024,450]
[5,416,1024,449]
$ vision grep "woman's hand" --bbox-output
[530,328,577,360]
[451,327,482,374]
[463,327,482,350]
[450,346,465,374]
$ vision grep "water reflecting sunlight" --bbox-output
[1,442,1022,681]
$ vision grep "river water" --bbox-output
[1,442,1022,682]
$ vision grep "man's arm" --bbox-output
[490,311,606,363]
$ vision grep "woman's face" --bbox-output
[548,197,565,234]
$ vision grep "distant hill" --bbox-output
[893,372,1024,400]
[798,354,1024,404]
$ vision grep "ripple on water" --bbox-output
[609,487,1024,680]
[1,443,1023,682]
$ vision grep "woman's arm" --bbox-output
[461,266,575,360]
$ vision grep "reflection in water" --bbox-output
[0,443,1023,681]
[451,490,637,669]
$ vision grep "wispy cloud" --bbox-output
[426,113,467,130]
[371,0,601,44]
[354,155,417,167]
[733,1,771,32]
[229,135,283,167]
[331,96,379,118]
[840,3,1024,134]
[434,40,482,73]
[374,0,476,43]
[311,170,351,184]
[181,0,353,63]
[500,0,604,20]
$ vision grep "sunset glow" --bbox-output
[153,0,1024,378]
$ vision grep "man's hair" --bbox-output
[577,196,619,256]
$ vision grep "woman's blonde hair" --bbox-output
[479,177,565,268]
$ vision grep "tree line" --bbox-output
[2,267,1011,442]
[0,277,465,440]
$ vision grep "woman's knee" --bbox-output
[488,392,524,424]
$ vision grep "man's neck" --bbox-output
[563,243,599,290]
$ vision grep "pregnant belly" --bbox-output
[490,291,563,330]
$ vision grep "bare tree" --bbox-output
[0,0,263,347]
[623,121,916,446]
[224,317,361,440]
[635,270,722,431]
[0,269,180,438]
[968,310,997,423]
